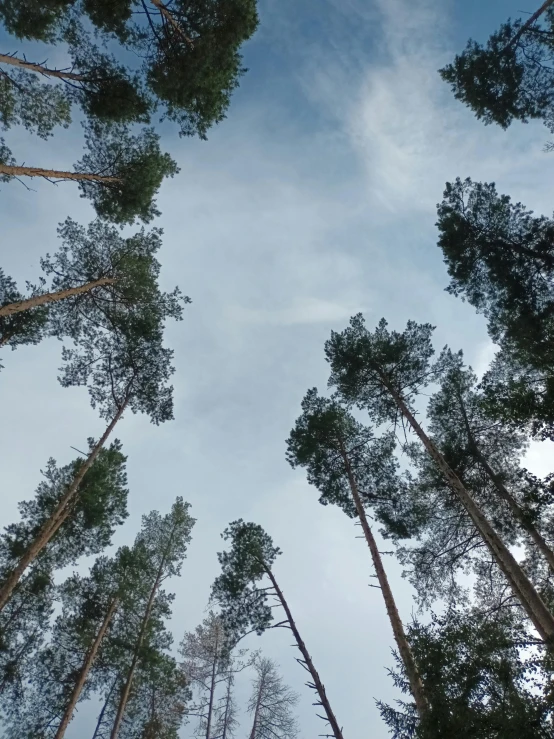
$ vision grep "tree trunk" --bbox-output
[0,52,88,81]
[0,164,121,183]
[54,597,119,739]
[205,630,219,739]
[92,677,119,739]
[456,392,554,575]
[221,677,233,739]
[0,278,116,317]
[507,0,554,48]
[381,374,554,642]
[265,569,344,739]
[248,674,264,739]
[150,0,194,47]
[338,441,429,718]
[109,521,179,739]
[0,403,126,613]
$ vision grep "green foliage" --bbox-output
[45,217,187,342]
[0,268,49,356]
[325,314,441,424]
[286,387,402,527]
[75,123,179,225]
[0,0,259,140]
[379,609,554,738]
[440,12,554,131]
[0,0,74,41]
[437,177,554,370]
[2,441,128,568]
[0,65,71,138]
[481,342,554,439]
[211,520,281,638]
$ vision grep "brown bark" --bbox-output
[0,278,116,317]
[338,441,429,718]
[150,0,194,47]
[381,374,554,642]
[265,568,344,739]
[507,0,554,48]
[0,403,127,613]
[54,597,119,739]
[456,392,554,575]
[0,164,121,183]
[0,52,87,81]
[109,519,179,739]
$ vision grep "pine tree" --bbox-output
[0,0,259,140]
[0,267,49,354]
[3,545,142,738]
[247,655,298,739]
[0,442,128,723]
[0,441,128,613]
[287,388,429,720]
[211,520,345,739]
[325,315,554,642]
[0,217,187,352]
[106,498,195,739]
[0,123,178,225]
[429,349,554,573]
[212,673,239,739]
[439,1,554,132]
[436,177,554,370]
[379,607,554,738]
[180,611,251,739]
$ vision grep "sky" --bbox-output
[1,0,554,737]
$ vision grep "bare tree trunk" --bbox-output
[0,164,121,183]
[109,520,179,739]
[338,441,429,718]
[456,393,554,575]
[248,674,264,739]
[0,278,116,317]
[264,569,344,739]
[54,598,119,739]
[381,374,554,642]
[205,630,220,739]
[150,0,194,47]
[0,403,126,612]
[221,676,233,739]
[507,0,554,48]
[0,52,88,81]
[92,678,118,739]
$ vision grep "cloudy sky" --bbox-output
[2,0,554,736]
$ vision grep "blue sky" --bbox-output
[1,0,553,737]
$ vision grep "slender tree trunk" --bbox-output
[150,0,194,47]
[109,521,179,739]
[221,676,233,739]
[0,52,88,81]
[338,441,429,718]
[507,0,554,48]
[0,164,121,183]
[264,569,344,739]
[381,374,554,642]
[205,630,219,739]
[54,598,119,739]
[0,278,116,317]
[92,678,118,739]
[0,403,126,612]
[248,674,264,739]
[456,393,554,574]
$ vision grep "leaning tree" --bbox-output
[211,520,345,739]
